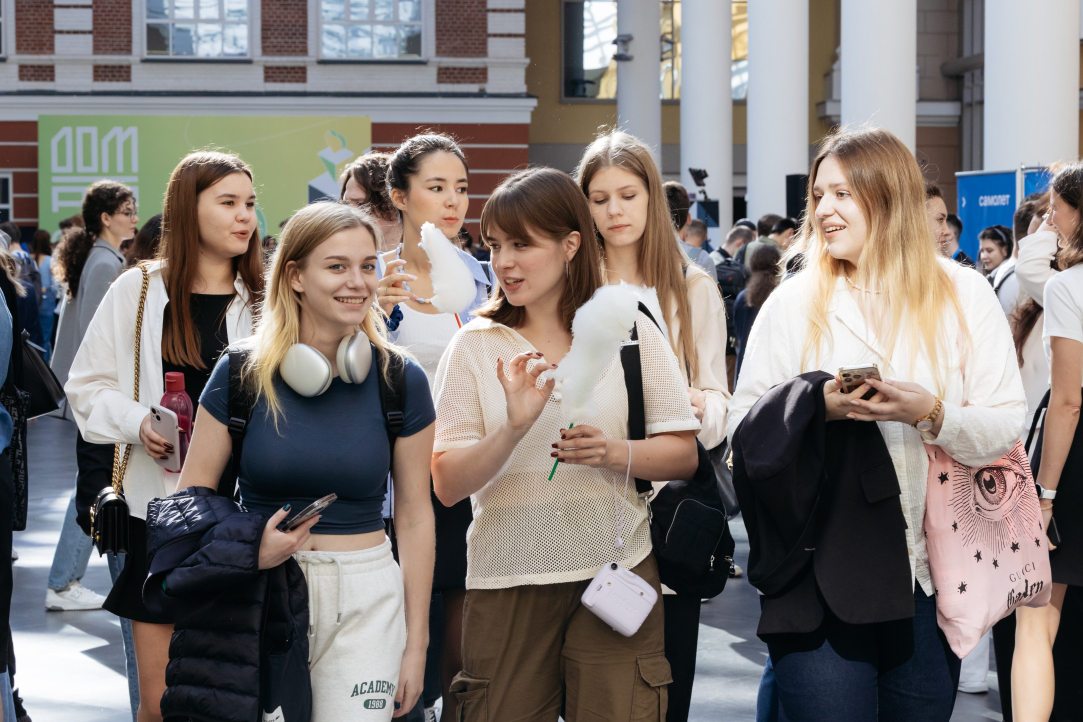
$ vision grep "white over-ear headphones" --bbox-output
[279,331,374,397]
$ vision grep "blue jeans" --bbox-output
[0,665,17,722]
[108,552,139,722]
[756,656,779,722]
[767,587,961,722]
[47,487,93,590]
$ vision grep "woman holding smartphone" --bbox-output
[1011,162,1083,722]
[728,127,1025,720]
[432,167,700,721]
[576,130,731,722]
[65,152,264,722]
[178,201,435,720]
[374,133,492,717]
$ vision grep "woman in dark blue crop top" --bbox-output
[177,201,436,721]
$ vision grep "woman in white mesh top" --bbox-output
[431,167,700,721]
[576,129,732,722]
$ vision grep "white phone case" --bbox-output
[580,562,658,637]
[149,404,182,473]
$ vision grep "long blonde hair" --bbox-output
[576,130,704,381]
[241,201,403,428]
[788,127,970,392]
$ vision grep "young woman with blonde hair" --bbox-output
[178,201,435,720]
[728,127,1026,720]
[66,151,264,722]
[1011,162,1083,722]
[576,130,731,722]
[433,167,700,721]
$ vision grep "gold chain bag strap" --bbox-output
[91,265,150,556]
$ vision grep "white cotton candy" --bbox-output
[552,283,640,424]
[419,222,477,314]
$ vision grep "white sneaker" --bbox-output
[45,580,107,611]
[10,549,16,562]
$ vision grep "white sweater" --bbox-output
[65,262,255,520]
[728,259,1026,595]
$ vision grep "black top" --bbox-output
[162,293,233,403]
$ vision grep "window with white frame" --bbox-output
[1,0,5,56]
[146,0,249,57]
[321,0,422,60]
[0,174,12,224]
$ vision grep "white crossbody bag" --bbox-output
[580,441,658,637]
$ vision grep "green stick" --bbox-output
[548,423,574,480]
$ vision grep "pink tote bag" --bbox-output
[923,440,1051,657]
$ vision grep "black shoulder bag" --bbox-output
[622,303,735,599]
[90,264,150,555]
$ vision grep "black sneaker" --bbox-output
[13,687,30,722]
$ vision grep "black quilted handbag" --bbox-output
[90,265,148,556]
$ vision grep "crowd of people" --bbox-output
[0,123,1073,722]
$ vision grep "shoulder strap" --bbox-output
[224,348,254,500]
[993,263,1017,293]
[376,347,407,448]
[621,303,662,497]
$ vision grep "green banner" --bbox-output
[38,115,372,236]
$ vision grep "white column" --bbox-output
[679,0,732,229]
[840,0,916,152]
[616,0,662,161]
[746,0,808,220]
[984,0,1080,170]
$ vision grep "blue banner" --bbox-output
[1023,168,1052,198]
[956,172,1015,262]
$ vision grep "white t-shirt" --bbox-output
[1042,263,1083,382]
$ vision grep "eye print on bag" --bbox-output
[950,445,1038,556]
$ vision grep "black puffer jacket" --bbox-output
[144,486,311,722]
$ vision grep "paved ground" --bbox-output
[12,415,1005,721]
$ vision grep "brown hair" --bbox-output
[385,133,469,203]
[1014,192,1049,241]
[158,151,265,368]
[924,180,942,201]
[1010,297,1043,367]
[757,213,783,238]
[53,180,134,297]
[31,229,52,257]
[127,213,162,268]
[1051,161,1083,270]
[663,181,690,231]
[746,245,782,308]
[340,152,396,220]
[478,167,603,331]
[576,130,703,380]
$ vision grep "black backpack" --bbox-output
[715,257,749,355]
[222,346,406,500]
[621,304,735,599]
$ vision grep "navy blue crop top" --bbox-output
[199,348,435,534]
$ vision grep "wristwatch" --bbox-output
[912,397,943,431]
[1035,483,1057,500]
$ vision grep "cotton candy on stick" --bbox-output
[551,283,641,424]
[418,221,476,314]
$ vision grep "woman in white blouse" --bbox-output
[575,130,731,722]
[729,127,1025,720]
[432,167,699,721]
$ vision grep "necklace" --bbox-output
[845,276,882,294]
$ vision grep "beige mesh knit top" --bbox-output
[433,313,701,590]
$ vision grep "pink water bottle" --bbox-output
[161,372,194,469]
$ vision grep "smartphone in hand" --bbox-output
[149,404,183,473]
[278,493,338,532]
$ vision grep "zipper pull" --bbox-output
[709,555,715,571]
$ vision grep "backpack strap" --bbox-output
[621,303,662,498]
[224,348,255,501]
[376,348,407,448]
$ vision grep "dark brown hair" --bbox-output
[1014,192,1049,241]
[31,229,51,257]
[159,151,265,368]
[53,180,134,297]
[479,167,603,331]
[127,213,162,268]
[979,224,1014,257]
[386,133,469,202]
[1010,297,1043,367]
[924,180,942,201]
[757,213,783,238]
[1051,161,1083,270]
[664,181,690,231]
[340,152,396,220]
[746,244,782,308]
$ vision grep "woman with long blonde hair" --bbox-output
[176,201,435,720]
[575,130,731,722]
[728,127,1025,720]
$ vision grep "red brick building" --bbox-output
[0,0,533,236]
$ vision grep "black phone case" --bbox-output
[1048,516,1062,547]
